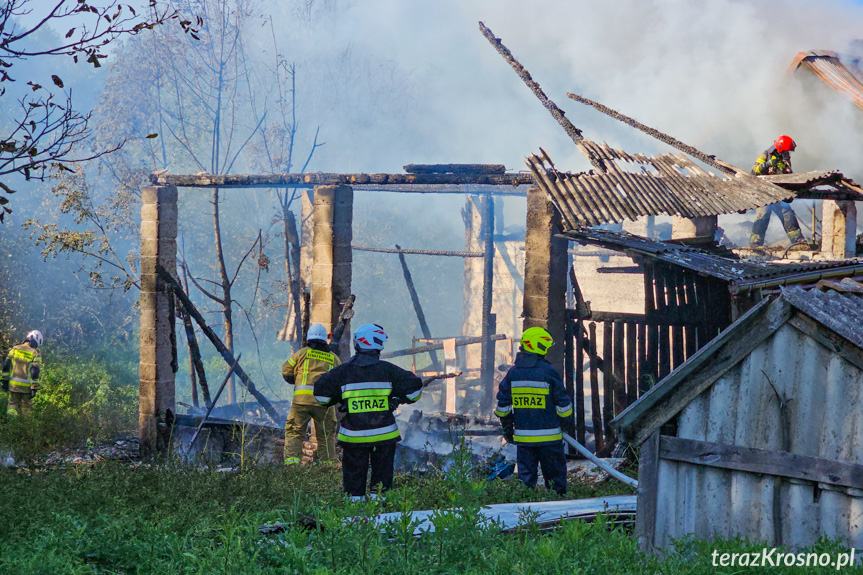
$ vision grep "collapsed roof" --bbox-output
[479,23,863,229]
[789,50,863,111]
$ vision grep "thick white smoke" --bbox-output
[266,0,863,179]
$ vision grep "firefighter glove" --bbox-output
[501,415,515,444]
[388,397,401,411]
[30,388,37,399]
[1,379,7,393]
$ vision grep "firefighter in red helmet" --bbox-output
[749,135,807,250]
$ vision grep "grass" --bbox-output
[0,457,860,574]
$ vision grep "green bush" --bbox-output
[0,345,137,458]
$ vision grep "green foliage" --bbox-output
[0,462,858,574]
[0,345,137,458]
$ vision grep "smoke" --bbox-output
[261,0,863,176]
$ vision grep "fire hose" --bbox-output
[562,432,638,488]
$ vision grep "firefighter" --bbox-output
[494,327,573,495]
[313,323,422,500]
[750,135,807,249]
[1,330,43,418]
[282,323,341,465]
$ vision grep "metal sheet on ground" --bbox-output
[370,495,637,535]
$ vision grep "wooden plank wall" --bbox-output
[565,262,732,452]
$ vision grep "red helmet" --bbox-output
[774,135,796,153]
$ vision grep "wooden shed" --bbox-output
[612,278,863,551]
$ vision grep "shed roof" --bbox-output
[611,280,863,445]
[564,228,863,292]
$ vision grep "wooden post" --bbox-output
[635,431,660,553]
[602,321,615,444]
[480,196,496,397]
[612,319,626,418]
[626,322,637,408]
[589,322,603,451]
[311,185,353,360]
[139,185,178,456]
[575,318,586,444]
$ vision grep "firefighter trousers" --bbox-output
[6,391,31,417]
[750,202,803,247]
[341,442,397,497]
[284,403,338,464]
[517,443,567,495]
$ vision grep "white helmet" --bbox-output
[353,323,387,351]
[306,323,329,343]
[26,330,43,347]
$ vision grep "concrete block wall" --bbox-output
[311,185,353,359]
[522,187,568,375]
[139,185,178,456]
[821,200,858,259]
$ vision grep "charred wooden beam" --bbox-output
[353,245,483,257]
[380,334,507,359]
[396,245,442,373]
[566,92,736,176]
[329,294,356,353]
[478,22,603,170]
[404,164,506,174]
[156,265,280,424]
[151,171,534,189]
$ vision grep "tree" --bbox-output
[248,16,323,350]
[0,0,198,219]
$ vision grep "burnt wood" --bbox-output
[612,297,791,446]
[589,322,603,451]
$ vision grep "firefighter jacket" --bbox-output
[494,351,573,446]
[282,340,341,406]
[314,350,423,444]
[1,342,42,394]
[752,146,792,176]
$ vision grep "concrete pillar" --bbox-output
[821,200,858,259]
[311,185,353,359]
[523,187,567,375]
[671,215,717,240]
[139,185,178,457]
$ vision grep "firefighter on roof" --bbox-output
[314,323,423,500]
[495,326,573,495]
[282,323,341,464]
[2,330,43,418]
[750,135,807,249]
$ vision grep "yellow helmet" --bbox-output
[521,327,554,355]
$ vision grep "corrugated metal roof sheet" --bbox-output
[781,279,863,349]
[565,228,863,290]
[790,50,863,110]
[527,144,794,229]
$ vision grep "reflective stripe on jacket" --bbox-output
[495,351,572,446]
[282,344,341,406]
[314,351,423,444]
[752,146,792,176]
[1,343,41,392]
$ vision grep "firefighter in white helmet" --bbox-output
[281,324,341,464]
[2,330,43,417]
[314,324,423,499]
